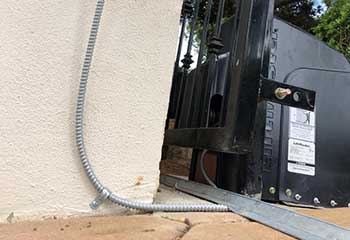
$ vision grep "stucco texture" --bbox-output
[0,0,181,222]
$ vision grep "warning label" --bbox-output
[287,107,316,176]
[288,139,315,165]
[288,162,315,176]
[289,107,315,142]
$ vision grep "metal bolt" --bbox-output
[330,200,338,207]
[313,198,320,205]
[275,88,292,100]
[269,187,276,195]
[295,194,302,201]
[285,189,292,197]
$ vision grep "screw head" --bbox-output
[293,92,302,102]
[269,187,276,195]
[330,200,338,207]
[295,194,302,201]
[285,189,292,197]
[313,198,320,205]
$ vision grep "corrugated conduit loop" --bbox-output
[75,0,228,212]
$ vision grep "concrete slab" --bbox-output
[297,208,350,229]
[155,212,248,226]
[179,208,350,240]
[181,222,295,240]
[0,215,188,240]
[1,195,350,240]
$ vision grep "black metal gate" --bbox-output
[164,0,316,198]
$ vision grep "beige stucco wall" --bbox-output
[0,0,181,222]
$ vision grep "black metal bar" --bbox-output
[177,0,202,128]
[242,0,275,196]
[174,0,199,126]
[213,0,226,36]
[167,22,186,121]
[196,0,213,67]
[180,0,215,128]
[160,175,350,240]
[167,0,194,121]
[185,0,200,59]
[199,0,226,127]
[190,0,214,128]
[175,19,187,72]
[223,0,275,148]
[184,0,213,127]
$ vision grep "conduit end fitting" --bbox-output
[90,188,111,210]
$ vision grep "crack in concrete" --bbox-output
[158,215,192,240]
[175,225,191,240]
[158,214,253,240]
[159,214,249,227]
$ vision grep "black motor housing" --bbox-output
[190,18,350,208]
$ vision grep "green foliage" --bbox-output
[275,0,323,33]
[197,0,236,27]
[193,0,236,49]
[313,0,350,59]
[323,0,336,7]
[192,0,350,60]
[194,0,322,44]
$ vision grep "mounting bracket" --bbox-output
[260,77,315,111]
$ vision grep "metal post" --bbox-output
[188,0,214,128]
[197,0,213,67]
[167,0,194,122]
[175,0,201,127]
[200,0,226,127]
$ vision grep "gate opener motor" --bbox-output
[164,0,350,208]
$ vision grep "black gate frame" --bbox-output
[165,0,315,156]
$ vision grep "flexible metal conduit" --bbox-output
[75,0,228,212]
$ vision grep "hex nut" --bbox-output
[330,200,338,207]
[313,198,320,205]
[269,187,276,195]
[295,194,302,201]
[285,189,292,197]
